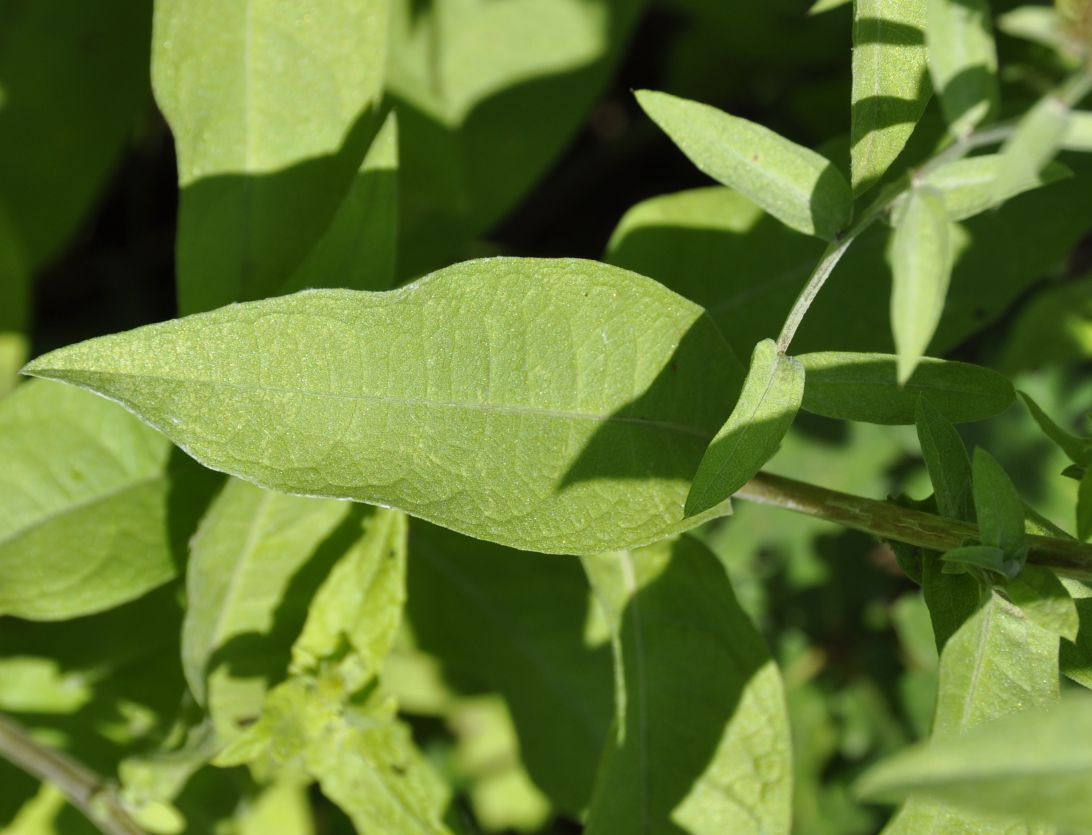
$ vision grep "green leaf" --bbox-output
[925,0,999,138]
[180,478,361,737]
[406,522,613,815]
[1063,112,1092,150]
[797,352,1014,424]
[1079,468,1092,541]
[153,0,391,313]
[686,339,805,517]
[0,381,213,620]
[1019,391,1092,466]
[972,448,1028,559]
[994,93,1072,206]
[922,556,985,652]
[636,90,852,240]
[1006,566,1079,640]
[1061,580,1092,689]
[850,0,930,194]
[903,155,1072,221]
[891,187,952,384]
[811,0,852,13]
[23,258,743,555]
[0,203,29,398]
[860,694,1092,833]
[915,396,974,521]
[940,545,1011,578]
[998,5,1074,51]
[582,537,792,835]
[1002,275,1092,373]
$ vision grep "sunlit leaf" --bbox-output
[23,258,743,555]
[1064,112,1092,150]
[925,0,999,138]
[811,0,852,13]
[1007,566,1079,640]
[994,93,1072,206]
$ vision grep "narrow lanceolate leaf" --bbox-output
[915,397,973,521]
[880,591,1059,833]
[1064,112,1092,150]
[1007,566,1079,640]
[891,188,951,384]
[994,94,1072,206]
[0,381,213,620]
[582,537,792,835]
[1019,391,1092,466]
[925,0,999,137]
[686,339,804,516]
[998,5,1074,51]
[636,90,852,240]
[181,478,362,737]
[22,258,743,555]
[973,448,1027,559]
[851,0,930,194]
[905,155,1071,221]
[153,0,391,313]
[798,352,1014,424]
[861,695,1092,833]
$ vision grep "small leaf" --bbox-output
[686,339,804,517]
[915,396,973,521]
[1064,464,1087,481]
[851,0,930,194]
[891,187,951,383]
[859,694,1092,833]
[1007,565,1079,640]
[1079,468,1092,541]
[1018,391,1092,466]
[972,448,1027,559]
[940,545,1012,578]
[22,258,743,555]
[998,5,1074,51]
[582,537,792,835]
[994,93,1072,205]
[925,0,999,138]
[636,89,852,239]
[798,352,1014,424]
[811,0,852,13]
[1064,112,1092,150]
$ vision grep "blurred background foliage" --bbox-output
[0,0,1090,832]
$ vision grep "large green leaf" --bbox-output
[23,258,743,555]
[0,381,213,620]
[862,695,1092,833]
[798,352,1014,424]
[153,0,391,313]
[388,0,641,275]
[0,0,151,269]
[850,0,930,194]
[406,522,613,815]
[637,90,852,240]
[925,0,998,138]
[686,339,804,516]
[890,187,952,383]
[582,537,792,834]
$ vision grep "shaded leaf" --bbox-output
[891,187,951,383]
[1080,468,1092,541]
[1019,391,1092,466]
[798,352,1014,424]
[686,339,804,517]
[23,258,743,555]
[972,448,1028,559]
[582,537,792,835]
[915,396,974,521]
[1061,580,1092,689]
[1006,566,1079,640]
[636,89,852,239]
[940,544,1011,578]
[925,0,999,137]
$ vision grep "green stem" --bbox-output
[0,713,144,835]
[736,471,1092,579]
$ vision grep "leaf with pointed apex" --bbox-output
[972,449,1028,560]
[1064,112,1092,150]
[22,258,742,555]
[636,90,852,240]
[811,0,852,12]
[1019,391,1092,466]
[1007,566,1079,640]
[850,0,930,195]
[925,0,999,138]
[998,5,1074,50]
[891,188,951,384]
[798,352,1014,424]
[0,380,214,620]
[915,397,973,521]
[995,94,1072,205]
[686,339,804,517]
[582,537,792,835]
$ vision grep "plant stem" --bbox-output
[0,713,145,835]
[736,471,1092,579]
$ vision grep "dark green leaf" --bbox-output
[915,396,974,521]
[940,545,1011,578]
[1020,391,1092,466]
[972,448,1028,559]
[1080,468,1092,541]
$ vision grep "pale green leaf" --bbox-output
[862,695,1092,833]
[153,0,390,313]
[0,381,213,620]
[291,507,407,680]
[118,720,219,826]
[636,90,852,239]
[1019,391,1092,466]
[1064,112,1092,150]
[995,94,1072,205]
[235,782,315,835]
[23,258,743,555]
[181,478,358,737]
[582,537,792,835]
[797,352,1014,424]
[811,0,852,13]
[915,396,974,521]
[973,448,1028,559]
[1007,566,1079,640]
[926,0,999,138]
[998,6,1075,51]
[851,0,930,194]
[1079,468,1092,540]
[891,187,952,383]
[686,339,804,516]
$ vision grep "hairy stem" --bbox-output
[736,471,1092,579]
[0,713,144,835]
